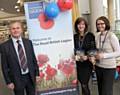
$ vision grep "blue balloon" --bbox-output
[45,2,60,19]
[115,71,119,79]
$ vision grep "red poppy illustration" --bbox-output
[58,59,75,78]
[37,57,77,91]
[45,64,57,80]
[72,79,78,85]
[37,54,49,67]
[39,71,45,79]
[38,12,54,29]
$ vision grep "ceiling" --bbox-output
[0,0,36,31]
[0,0,18,14]
[0,0,39,19]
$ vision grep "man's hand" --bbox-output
[36,76,41,83]
[7,83,14,90]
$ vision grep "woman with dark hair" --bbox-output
[74,17,96,95]
[95,16,120,95]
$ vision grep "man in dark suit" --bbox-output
[0,21,40,95]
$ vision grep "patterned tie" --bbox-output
[17,40,27,72]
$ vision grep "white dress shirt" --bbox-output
[12,37,29,74]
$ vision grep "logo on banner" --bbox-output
[28,2,44,19]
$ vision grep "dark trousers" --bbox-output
[95,66,115,95]
[77,61,93,95]
[14,74,35,95]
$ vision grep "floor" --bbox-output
[79,77,120,95]
[0,71,120,95]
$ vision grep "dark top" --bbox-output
[74,32,96,67]
[74,32,96,54]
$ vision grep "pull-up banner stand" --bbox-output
[24,1,79,95]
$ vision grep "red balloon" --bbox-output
[57,0,73,11]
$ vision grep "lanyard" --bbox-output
[99,31,108,50]
[78,37,83,49]
[78,32,88,49]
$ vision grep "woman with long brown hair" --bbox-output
[74,17,96,95]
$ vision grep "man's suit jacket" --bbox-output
[0,38,39,89]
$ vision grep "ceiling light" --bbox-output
[17,0,21,4]
[15,6,19,9]
[0,8,4,11]
[16,9,20,12]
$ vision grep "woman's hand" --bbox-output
[89,56,96,65]
[95,52,104,60]
[75,55,80,61]
[81,55,88,61]
[75,55,88,61]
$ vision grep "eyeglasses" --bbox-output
[97,23,105,26]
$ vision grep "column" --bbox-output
[116,0,120,19]
[107,0,115,30]
[115,0,120,31]
[90,0,104,33]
